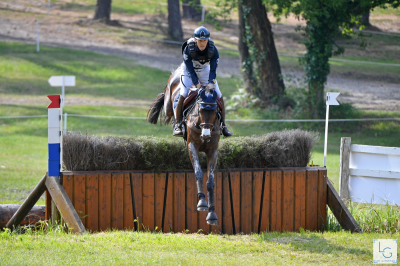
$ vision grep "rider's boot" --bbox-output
[173,95,185,137]
[196,179,208,211]
[206,190,218,225]
[219,97,233,137]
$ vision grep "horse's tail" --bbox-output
[147,86,166,125]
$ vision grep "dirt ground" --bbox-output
[0,0,399,111]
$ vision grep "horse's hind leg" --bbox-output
[205,149,218,225]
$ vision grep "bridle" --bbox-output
[182,88,219,141]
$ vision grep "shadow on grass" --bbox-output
[258,231,370,256]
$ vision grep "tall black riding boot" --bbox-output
[173,95,185,137]
[219,97,233,137]
[196,180,208,211]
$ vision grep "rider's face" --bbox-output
[195,39,209,51]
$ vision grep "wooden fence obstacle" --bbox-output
[50,168,329,234]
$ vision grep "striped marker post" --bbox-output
[47,95,63,177]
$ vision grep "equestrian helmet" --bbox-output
[193,26,210,40]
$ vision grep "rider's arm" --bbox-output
[183,47,200,87]
[208,47,219,84]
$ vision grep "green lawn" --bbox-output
[0,229,398,265]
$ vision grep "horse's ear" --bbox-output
[212,90,218,101]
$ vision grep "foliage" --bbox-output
[269,0,400,118]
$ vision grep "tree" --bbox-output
[168,0,184,40]
[238,2,257,92]
[94,0,112,21]
[362,10,371,26]
[236,1,285,101]
[182,0,202,20]
[271,0,400,118]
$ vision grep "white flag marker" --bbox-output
[324,92,340,167]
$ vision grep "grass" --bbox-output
[0,42,239,100]
[0,226,398,265]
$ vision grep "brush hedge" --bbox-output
[63,129,319,171]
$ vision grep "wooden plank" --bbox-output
[270,170,282,232]
[252,171,263,233]
[111,173,124,230]
[85,174,99,232]
[142,173,155,231]
[211,172,223,234]
[339,137,351,200]
[45,189,52,221]
[306,170,318,231]
[230,171,241,234]
[186,172,198,233]
[317,169,328,231]
[241,171,252,234]
[259,171,270,233]
[132,173,143,231]
[163,173,173,233]
[327,179,361,232]
[74,174,86,227]
[123,173,134,230]
[222,172,233,235]
[45,175,85,233]
[98,173,111,231]
[294,170,306,232]
[282,170,294,232]
[155,173,166,232]
[197,173,209,234]
[174,172,186,233]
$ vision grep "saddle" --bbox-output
[173,89,223,114]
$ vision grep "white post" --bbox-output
[48,0,51,14]
[324,92,340,167]
[36,21,40,52]
[64,113,67,134]
[62,76,65,108]
[201,5,205,25]
[323,104,329,167]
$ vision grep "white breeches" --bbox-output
[179,63,222,98]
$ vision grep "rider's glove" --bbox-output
[206,83,215,90]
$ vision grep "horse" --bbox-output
[147,68,221,225]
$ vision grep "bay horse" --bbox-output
[147,68,221,225]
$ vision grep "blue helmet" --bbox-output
[193,26,210,40]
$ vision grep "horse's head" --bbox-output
[198,88,218,142]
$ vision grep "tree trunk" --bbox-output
[242,0,285,101]
[361,10,370,26]
[182,0,202,20]
[94,0,112,21]
[168,0,184,40]
[238,2,258,95]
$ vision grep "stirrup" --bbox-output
[173,125,183,137]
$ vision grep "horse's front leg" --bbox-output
[188,142,208,211]
[205,148,218,225]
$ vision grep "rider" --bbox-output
[173,26,233,138]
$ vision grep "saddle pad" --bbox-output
[173,90,223,112]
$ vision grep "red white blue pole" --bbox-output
[47,95,63,176]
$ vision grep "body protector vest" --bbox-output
[181,38,215,65]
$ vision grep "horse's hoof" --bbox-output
[206,211,218,225]
[197,198,208,211]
